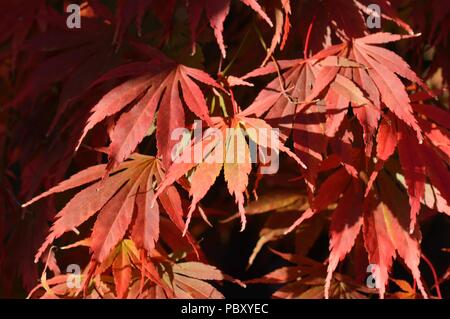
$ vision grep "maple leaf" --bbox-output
[187,0,273,57]
[28,238,229,299]
[397,123,426,231]
[111,241,134,298]
[242,192,316,267]
[240,49,359,119]
[112,0,154,46]
[294,0,413,55]
[22,154,189,263]
[154,114,305,233]
[390,279,418,299]
[241,49,369,191]
[325,182,364,299]
[260,0,292,66]
[9,15,124,135]
[407,0,450,85]
[253,32,432,163]
[0,0,47,69]
[91,239,167,298]
[290,33,431,158]
[246,33,432,163]
[170,261,226,298]
[364,172,428,299]
[408,93,450,217]
[366,102,450,223]
[222,189,308,223]
[365,114,398,196]
[285,167,353,234]
[108,0,273,58]
[338,33,434,142]
[76,51,220,169]
[285,160,430,299]
[248,250,375,299]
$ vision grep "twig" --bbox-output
[421,253,442,299]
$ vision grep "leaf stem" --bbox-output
[421,253,443,299]
[304,14,317,59]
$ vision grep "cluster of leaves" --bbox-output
[0,0,449,299]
